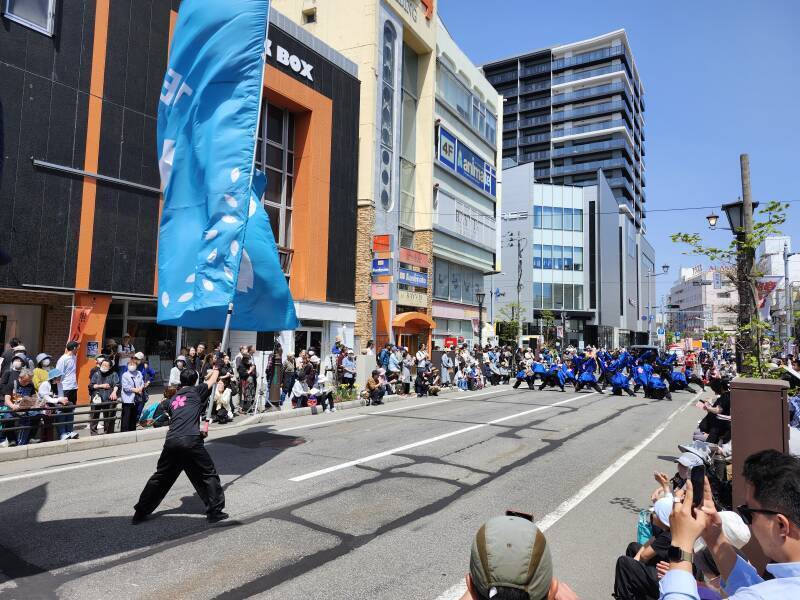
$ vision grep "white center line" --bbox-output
[432,391,702,600]
[289,393,593,482]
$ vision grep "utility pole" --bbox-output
[737,154,757,371]
[504,231,526,348]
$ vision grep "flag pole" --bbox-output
[206,302,234,421]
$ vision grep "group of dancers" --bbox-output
[502,346,705,399]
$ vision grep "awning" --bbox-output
[392,311,436,330]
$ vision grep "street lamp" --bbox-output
[475,291,486,348]
[706,198,760,232]
[706,211,720,230]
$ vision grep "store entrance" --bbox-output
[294,327,323,355]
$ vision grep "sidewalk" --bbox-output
[0,385,468,463]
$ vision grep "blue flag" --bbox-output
[156,0,298,332]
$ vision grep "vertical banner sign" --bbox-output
[68,307,93,343]
[156,0,298,331]
[756,276,782,321]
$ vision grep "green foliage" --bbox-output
[704,326,728,346]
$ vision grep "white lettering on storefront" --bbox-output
[266,39,315,82]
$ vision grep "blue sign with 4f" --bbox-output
[437,125,496,198]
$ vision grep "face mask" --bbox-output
[100,367,110,374]
[127,365,137,372]
[177,362,185,369]
[12,360,22,370]
[42,358,51,367]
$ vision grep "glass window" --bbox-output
[553,245,563,270]
[542,206,553,229]
[532,244,542,268]
[553,207,563,230]
[463,269,474,303]
[449,263,463,303]
[401,93,416,160]
[434,258,449,299]
[533,282,543,308]
[564,284,574,310]
[402,43,419,97]
[543,283,553,308]
[573,208,583,232]
[563,246,573,271]
[542,245,552,269]
[575,285,584,309]
[258,102,294,247]
[563,208,573,231]
[533,205,542,229]
[486,110,497,143]
[573,246,583,271]
[400,159,415,229]
[4,0,57,36]
[554,283,563,309]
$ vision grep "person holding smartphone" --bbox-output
[132,357,227,524]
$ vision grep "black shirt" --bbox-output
[715,391,731,416]
[166,383,212,440]
[0,369,20,397]
[647,529,673,566]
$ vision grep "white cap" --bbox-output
[653,496,673,528]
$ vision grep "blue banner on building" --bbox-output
[399,268,428,288]
[437,125,496,197]
[372,258,392,276]
[155,0,298,332]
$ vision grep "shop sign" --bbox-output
[398,268,428,288]
[399,247,429,268]
[398,289,427,308]
[86,341,99,358]
[372,258,393,276]
[444,336,458,348]
[371,283,393,300]
[68,306,93,343]
[394,0,433,22]
[266,38,314,81]
[373,234,394,253]
[437,126,496,197]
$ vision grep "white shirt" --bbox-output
[56,353,77,392]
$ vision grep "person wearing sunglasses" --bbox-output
[660,449,800,599]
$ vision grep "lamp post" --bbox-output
[475,291,486,348]
[645,264,670,345]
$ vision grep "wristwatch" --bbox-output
[667,545,693,564]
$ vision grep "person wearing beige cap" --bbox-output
[460,514,578,600]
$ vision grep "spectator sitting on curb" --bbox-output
[459,514,579,600]
[365,369,385,406]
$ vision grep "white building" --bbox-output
[667,266,739,336]
[756,236,800,333]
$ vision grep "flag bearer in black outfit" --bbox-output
[132,357,228,524]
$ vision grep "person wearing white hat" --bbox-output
[614,496,674,600]
[663,450,800,599]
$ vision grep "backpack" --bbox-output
[216,407,230,424]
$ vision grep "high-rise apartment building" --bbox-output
[483,30,647,231]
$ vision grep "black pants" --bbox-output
[612,386,636,396]
[121,403,137,432]
[539,374,564,391]
[613,543,659,600]
[576,380,602,393]
[135,435,225,516]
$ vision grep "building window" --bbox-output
[532,244,542,268]
[379,22,397,212]
[533,282,543,308]
[4,0,56,36]
[542,245,552,270]
[256,102,295,247]
[563,246,573,271]
[533,205,542,229]
[400,43,418,233]
[302,8,317,23]
[434,258,483,305]
[436,62,498,146]
[573,208,583,232]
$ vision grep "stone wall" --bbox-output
[354,204,375,343]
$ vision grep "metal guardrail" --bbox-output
[0,400,127,441]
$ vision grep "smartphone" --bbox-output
[690,465,705,507]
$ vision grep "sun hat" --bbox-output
[469,516,552,600]
[134,351,145,360]
[653,496,674,528]
[694,511,751,552]
[47,368,63,380]
[677,452,704,469]
[35,352,51,365]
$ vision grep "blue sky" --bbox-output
[438,0,800,300]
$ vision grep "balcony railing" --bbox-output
[488,70,517,85]
[519,97,551,111]
[551,100,628,123]
[520,114,551,127]
[520,80,550,94]
[519,132,551,145]
[520,150,551,162]
[503,137,517,149]
[552,119,627,138]
[551,138,630,158]
[605,176,635,198]
[552,63,625,85]
[551,45,625,70]
[521,62,551,77]
[503,119,518,131]
[550,157,630,177]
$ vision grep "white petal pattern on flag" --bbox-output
[237,249,254,293]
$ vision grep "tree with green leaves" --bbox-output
[671,200,788,376]
[497,302,527,347]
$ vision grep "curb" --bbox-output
[0,387,465,463]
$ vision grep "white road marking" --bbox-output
[0,387,514,482]
[276,387,511,433]
[432,391,702,600]
[0,450,163,484]
[289,393,592,482]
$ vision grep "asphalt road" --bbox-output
[0,383,706,599]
